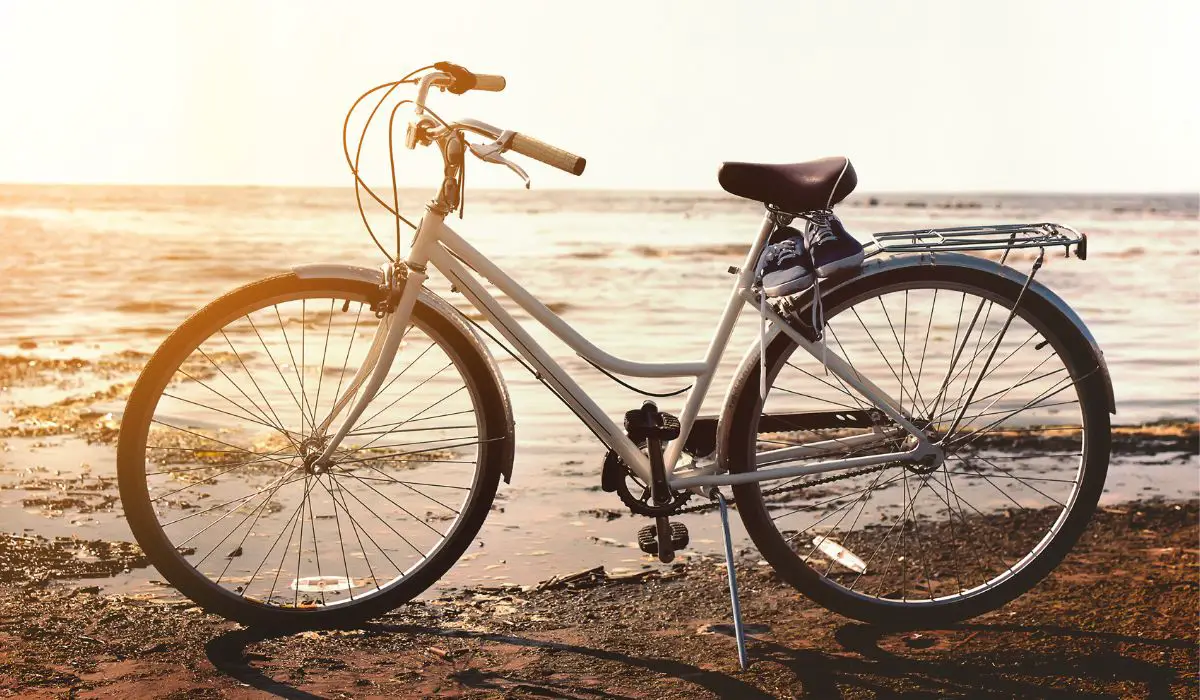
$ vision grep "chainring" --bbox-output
[602,450,691,517]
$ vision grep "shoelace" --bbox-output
[757,239,830,402]
[804,211,838,248]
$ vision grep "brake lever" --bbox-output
[466,131,531,189]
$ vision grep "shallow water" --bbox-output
[0,185,1196,595]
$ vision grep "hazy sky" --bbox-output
[1,1,1196,192]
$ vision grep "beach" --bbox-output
[0,186,1197,696]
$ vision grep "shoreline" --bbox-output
[0,498,1195,697]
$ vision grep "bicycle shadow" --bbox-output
[204,620,1192,699]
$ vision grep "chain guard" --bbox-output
[601,450,691,517]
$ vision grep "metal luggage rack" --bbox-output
[867,222,1087,260]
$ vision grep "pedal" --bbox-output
[636,520,689,556]
[624,408,681,443]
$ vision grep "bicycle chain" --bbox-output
[670,462,894,515]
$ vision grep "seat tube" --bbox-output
[663,210,776,469]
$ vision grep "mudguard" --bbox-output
[291,263,517,483]
[719,252,1116,438]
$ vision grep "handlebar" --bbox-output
[510,133,586,176]
[413,63,587,177]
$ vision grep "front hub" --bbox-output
[300,439,333,475]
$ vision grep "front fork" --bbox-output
[313,248,432,464]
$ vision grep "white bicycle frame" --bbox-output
[315,206,938,493]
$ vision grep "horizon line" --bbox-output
[0,181,1196,198]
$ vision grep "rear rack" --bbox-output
[869,222,1087,260]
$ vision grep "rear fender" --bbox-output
[717,252,1115,460]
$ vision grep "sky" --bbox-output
[0,1,1197,192]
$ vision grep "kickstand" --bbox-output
[715,490,749,669]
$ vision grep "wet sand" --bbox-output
[0,500,1195,698]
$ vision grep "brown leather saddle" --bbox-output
[718,156,857,212]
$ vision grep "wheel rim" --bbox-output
[131,288,490,610]
[751,280,1094,606]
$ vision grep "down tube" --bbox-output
[428,246,656,483]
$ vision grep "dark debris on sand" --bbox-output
[0,500,1194,698]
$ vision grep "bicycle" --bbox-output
[117,63,1114,633]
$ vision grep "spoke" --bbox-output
[783,360,869,409]
[948,454,1027,511]
[943,274,1036,439]
[929,363,1065,427]
[353,384,468,453]
[940,460,1014,587]
[941,351,1063,440]
[321,472,357,601]
[850,306,907,400]
[204,462,302,576]
[795,465,892,558]
[347,409,475,436]
[876,294,932,419]
[912,288,937,420]
[770,385,861,411]
[937,462,965,595]
[353,339,438,428]
[336,434,479,454]
[220,330,292,439]
[926,292,972,423]
[311,298,335,433]
[947,369,1096,450]
[245,314,313,439]
[953,451,1082,461]
[329,302,365,428]
[333,475,471,490]
[332,436,498,468]
[265,479,312,606]
[160,390,298,438]
[943,470,1078,484]
[339,461,465,515]
[294,473,308,607]
[353,361,455,441]
[942,299,997,434]
[322,474,389,595]
[334,467,451,537]
[177,363,290,439]
[817,466,888,577]
[775,469,907,525]
[161,469,304,529]
[341,423,477,438]
[958,452,1069,506]
[149,420,297,469]
[329,473,430,557]
[851,473,929,595]
[150,446,295,503]
[274,305,318,439]
[950,399,1078,424]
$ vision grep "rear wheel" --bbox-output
[720,265,1110,626]
[118,274,511,628]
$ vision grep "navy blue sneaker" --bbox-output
[803,212,864,278]
[755,232,815,297]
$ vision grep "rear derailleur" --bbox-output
[600,401,691,562]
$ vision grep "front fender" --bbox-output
[292,263,517,483]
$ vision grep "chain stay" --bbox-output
[672,461,894,515]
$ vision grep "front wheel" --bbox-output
[118,274,512,628]
[720,265,1111,627]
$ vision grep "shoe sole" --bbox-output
[761,274,815,298]
[815,250,865,279]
